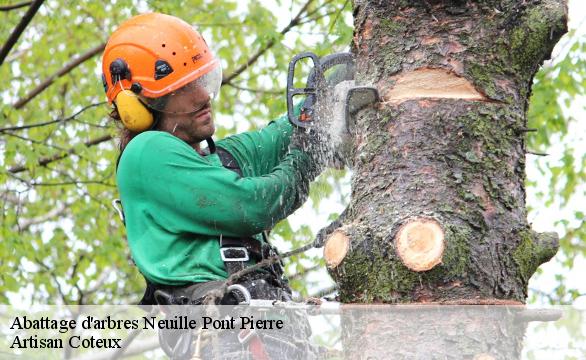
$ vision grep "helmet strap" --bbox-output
[205,137,216,154]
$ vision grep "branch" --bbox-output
[0,102,106,132]
[0,1,33,11]
[4,46,30,62]
[1,130,71,152]
[288,263,322,282]
[526,150,549,156]
[221,0,315,85]
[225,83,282,95]
[35,257,70,305]
[13,43,106,109]
[328,0,350,34]
[0,0,45,66]
[1,131,103,170]
[18,202,70,231]
[302,0,336,19]
[8,134,113,174]
[28,180,115,187]
[298,11,339,26]
[84,268,113,296]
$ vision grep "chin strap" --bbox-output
[205,137,216,154]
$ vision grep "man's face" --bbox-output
[159,80,215,143]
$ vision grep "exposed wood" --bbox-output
[0,0,45,66]
[324,230,350,268]
[382,68,487,104]
[395,217,445,272]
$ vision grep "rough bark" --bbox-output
[322,0,567,303]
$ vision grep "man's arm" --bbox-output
[118,132,315,237]
[216,106,303,177]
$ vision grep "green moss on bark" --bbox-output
[336,223,471,303]
[336,249,418,303]
[510,6,564,74]
[513,230,559,282]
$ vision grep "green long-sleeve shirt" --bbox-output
[116,115,313,285]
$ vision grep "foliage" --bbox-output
[0,0,352,304]
[0,0,583,306]
[526,30,586,305]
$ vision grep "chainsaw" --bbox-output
[286,51,380,132]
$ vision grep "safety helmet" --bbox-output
[101,13,222,131]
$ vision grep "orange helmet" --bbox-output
[102,13,221,103]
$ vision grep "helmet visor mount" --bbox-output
[144,64,222,115]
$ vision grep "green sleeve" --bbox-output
[216,115,293,177]
[121,131,312,237]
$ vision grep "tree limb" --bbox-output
[18,202,70,231]
[0,1,33,11]
[221,0,315,85]
[2,131,104,169]
[288,263,322,281]
[35,257,70,305]
[8,134,113,174]
[13,43,106,109]
[328,0,350,34]
[0,0,45,66]
[225,82,282,95]
[0,101,106,132]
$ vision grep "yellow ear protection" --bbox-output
[115,89,154,132]
[108,59,155,132]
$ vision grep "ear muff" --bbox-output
[115,90,154,132]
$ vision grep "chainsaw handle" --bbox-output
[287,52,321,127]
[308,52,354,86]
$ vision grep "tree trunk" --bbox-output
[322,0,567,304]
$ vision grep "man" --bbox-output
[102,13,325,306]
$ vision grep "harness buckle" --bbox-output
[220,247,250,262]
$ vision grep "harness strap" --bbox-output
[213,146,272,277]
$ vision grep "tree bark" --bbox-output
[322,0,567,303]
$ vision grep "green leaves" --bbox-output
[0,0,353,304]
[5,0,580,307]
[526,30,586,304]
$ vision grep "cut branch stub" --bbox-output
[395,218,445,272]
[324,230,350,269]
